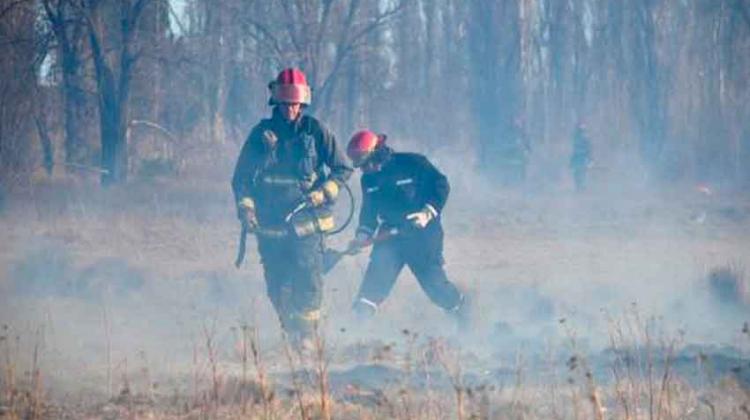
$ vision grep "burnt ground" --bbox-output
[1,173,750,418]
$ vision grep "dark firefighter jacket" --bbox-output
[357,150,449,237]
[232,109,352,228]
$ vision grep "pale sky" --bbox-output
[168,0,188,36]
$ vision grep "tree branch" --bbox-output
[347,1,405,52]
[314,0,334,66]
[0,0,30,22]
[237,15,284,59]
[312,0,405,114]
[166,0,187,35]
[279,1,303,57]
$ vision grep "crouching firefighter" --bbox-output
[345,130,469,326]
[231,68,353,344]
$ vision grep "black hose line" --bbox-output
[327,181,355,236]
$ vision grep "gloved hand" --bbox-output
[307,180,340,207]
[346,231,372,254]
[406,204,438,229]
[237,197,258,229]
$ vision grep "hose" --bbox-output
[236,181,356,267]
[326,181,355,236]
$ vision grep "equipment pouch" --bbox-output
[290,207,335,237]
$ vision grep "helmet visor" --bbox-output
[272,84,311,105]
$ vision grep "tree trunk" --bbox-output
[60,43,87,166]
[35,115,54,176]
[628,0,667,173]
[206,0,227,144]
[468,0,500,174]
[43,0,88,168]
[87,0,147,186]
[96,64,127,186]
[468,0,522,182]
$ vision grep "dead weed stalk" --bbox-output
[282,332,310,420]
[561,319,604,420]
[202,322,222,407]
[0,325,47,420]
[248,324,274,418]
[312,323,332,420]
[431,338,465,420]
[606,305,682,420]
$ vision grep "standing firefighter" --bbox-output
[345,130,469,325]
[231,68,352,344]
[569,122,593,191]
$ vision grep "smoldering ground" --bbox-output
[1,157,749,414]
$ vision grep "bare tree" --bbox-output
[3,0,750,189]
[468,0,522,181]
[0,0,44,184]
[231,0,406,124]
[626,0,668,172]
[84,0,152,185]
[42,0,89,168]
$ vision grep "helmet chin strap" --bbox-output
[361,146,392,172]
[362,161,381,173]
[372,145,392,164]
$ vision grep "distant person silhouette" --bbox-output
[569,122,593,191]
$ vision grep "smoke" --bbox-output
[0,238,281,399]
[7,245,145,299]
[1,156,748,401]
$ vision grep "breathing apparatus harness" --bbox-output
[234,119,356,270]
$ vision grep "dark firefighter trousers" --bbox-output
[257,233,324,338]
[356,222,462,311]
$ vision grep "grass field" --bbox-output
[1,171,749,419]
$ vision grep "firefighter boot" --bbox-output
[448,293,473,333]
[283,309,320,355]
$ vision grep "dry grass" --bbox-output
[0,321,748,419]
[2,179,750,418]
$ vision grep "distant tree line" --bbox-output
[0,0,749,188]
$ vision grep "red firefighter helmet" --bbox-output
[347,130,385,167]
[269,68,311,105]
